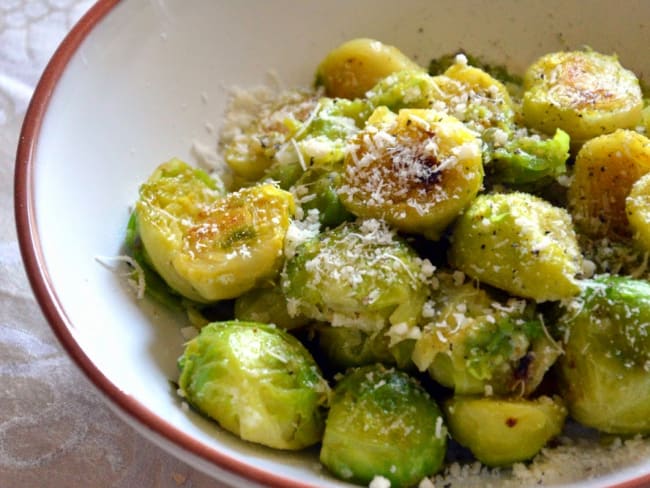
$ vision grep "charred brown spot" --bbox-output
[514,352,535,381]
[506,417,518,428]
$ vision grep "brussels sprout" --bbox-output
[366,69,441,111]
[124,211,185,312]
[555,276,650,434]
[568,129,650,240]
[261,96,371,184]
[443,395,567,467]
[312,323,415,372]
[626,172,650,252]
[282,219,430,335]
[339,107,483,240]
[448,192,583,301]
[223,89,317,181]
[290,165,354,228]
[136,162,295,302]
[522,50,643,145]
[429,52,523,97]
[178,321,330,449]
[234,284,309,330]
[484,127,570,187]
[412,272,561,396]
[320,364,447,487]
[315,38,424,99]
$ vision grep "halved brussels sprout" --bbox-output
[282,219,429,334]
[234,284,309,330]
[448,192,582,301]
[555,275,650,434]
[320,364,446,487]
[568,129,650,240]
[339,107,483,240]
[412,272,561,396]
[136,162,295,302]
[484,127,570,187]
[315,38,424,99]
[444,395,567,467]
[522,50,643,145]
[626,172,650,251]
[433,60,516,133]
[223,92,368,183]
[178,321,330,450]
[366,69,441,111]
[290,165,354,228]
[222,89,317,181]
[311,323,415,372]
[428,51,523,95]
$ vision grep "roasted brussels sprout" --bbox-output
[522,50,643,145]
[282,219,430,336]
[428,51,523,95]
[178,321,330,449]
[136,161,295,302]
[320,364,446,487]
[568,129,650,240]
[484,127,570,187]
[448,192,582,301]
[223,93,368,182]
[444,395,567,466]
[366,69,441,111]
[312,323,415,372]
[290,165,354,228]
[555,276,650,434]
[222,89,317,181]
[234,284,309,330]
[626,172,650,251]
[433,59,516,133]
[315,38,424,99]
[412,272,561,396]
[339,107,483,240]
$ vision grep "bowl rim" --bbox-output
[12,1,650,488]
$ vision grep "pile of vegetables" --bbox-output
[125,38,650,487]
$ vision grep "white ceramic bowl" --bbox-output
[15,1,650,487]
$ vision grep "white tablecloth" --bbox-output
[1,2,223,486]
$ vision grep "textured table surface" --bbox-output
[1,2,224,486]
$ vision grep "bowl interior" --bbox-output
[20,0,650,486]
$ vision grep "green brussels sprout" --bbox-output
[429,59,516,134]
[222,89,316,181]
[444,395,567,467]
[320,364,447,487]
[290,165,355,228]
[366,69,441,111]
[260,96,371,185]
[449,192,583,301]
[315,38,424,99]
[522,50,643,146]
[568,129,650,240]
[555,275,650,434]
[626,172,650,252]
[234,284,309,330]
[178,321,330,449]
[428,51,523,93]
[311,323,415,372]
[483,127,570,187]
[339,107,484,240]
[412,272,561,396]
[135,160,295,302]
[282,219,430,335]
[124,211,185,312]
